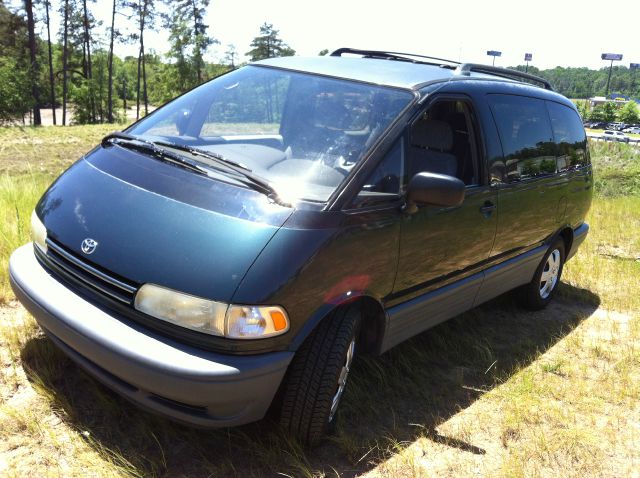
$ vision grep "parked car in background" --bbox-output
[622,127,640,134]
[607,122,626,131]
[587,122,607,130]
[602,130,630,142]
[9,49,593,444]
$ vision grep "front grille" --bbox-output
[36,239,138,304]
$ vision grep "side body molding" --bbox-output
[381,245,546,353]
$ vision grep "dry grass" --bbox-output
[0,130,638,476]
[363,306,639,478]
[0,125,117,176]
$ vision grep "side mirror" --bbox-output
[406,172,465,211]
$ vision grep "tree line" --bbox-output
[3,0,640,127]
[0,0,295,125]
[515,65,640,101]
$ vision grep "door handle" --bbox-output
[480,201,495,217]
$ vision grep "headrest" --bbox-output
[412,119,453,151]
[446,112,467,133]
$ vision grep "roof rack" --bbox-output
[329,48,554,90]
[330,48,459,68]
[455,63,553,90]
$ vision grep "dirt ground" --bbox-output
[20,106,154,127]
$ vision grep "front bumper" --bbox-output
[9,243,294,428]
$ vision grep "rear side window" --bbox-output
[488,94,556,182]
[546,101,589,171]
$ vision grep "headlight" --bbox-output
[30,210,47,253]
[134,284,289,339]
[134,284,227,336]
[226,305,289,339]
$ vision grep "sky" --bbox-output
[35,0,640,71]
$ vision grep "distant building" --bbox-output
[589,94,640,107]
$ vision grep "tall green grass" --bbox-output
[0,173,52,302]
[589,141,640,197]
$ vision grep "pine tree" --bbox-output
[246,23,295,62]
[60,0,70,125]
[24,0,41,125]
[165,0,217,88]
[43,0,56,124]
[130,0,158,119]
[224,44,237,69]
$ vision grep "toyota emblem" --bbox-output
[81,238,98,254]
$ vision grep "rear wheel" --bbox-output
[519,238,565,310]
[280,305,360,445]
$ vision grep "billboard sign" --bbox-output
[601,53,623,61]
[487,50,502,57]
[524,53,532,62]
[630,63,640,69]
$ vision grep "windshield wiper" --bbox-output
[153,140,252,172]
[101,132,214,178]
[101,132,290,207]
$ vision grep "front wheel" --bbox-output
[519,238,565,310]
[279,306,360,445]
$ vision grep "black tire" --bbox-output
[519,238,565,310]
[280,305,360,445]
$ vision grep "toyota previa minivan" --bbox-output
[10,49,592,444]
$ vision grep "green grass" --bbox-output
[589,141,640,197]
[0,129,638,476]
[0,174,53,303]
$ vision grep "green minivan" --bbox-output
[10,49,591,444]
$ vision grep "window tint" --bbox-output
[351,138,403,207]
[488,94,556,181]
[546,101,589,171]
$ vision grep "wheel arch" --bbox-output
[288,294,387,355]
[556,225,574,257]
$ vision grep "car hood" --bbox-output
[36,145,294,302]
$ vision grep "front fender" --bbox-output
[231,208,401,353]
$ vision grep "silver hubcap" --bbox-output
[328,338,355,422]
[539,249,561,299]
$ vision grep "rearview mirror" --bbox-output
[175,109,192,136]
[405,172,465,211]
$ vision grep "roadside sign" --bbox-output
[487,50,502,57]
[524,53,532,61]
[601,53,623,61]
[631,63,640,69]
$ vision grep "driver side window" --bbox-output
[409,100,480,186]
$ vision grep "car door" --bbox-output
[391,97,498,301]
[486,94,563,258]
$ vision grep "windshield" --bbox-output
[128,65,413,201]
